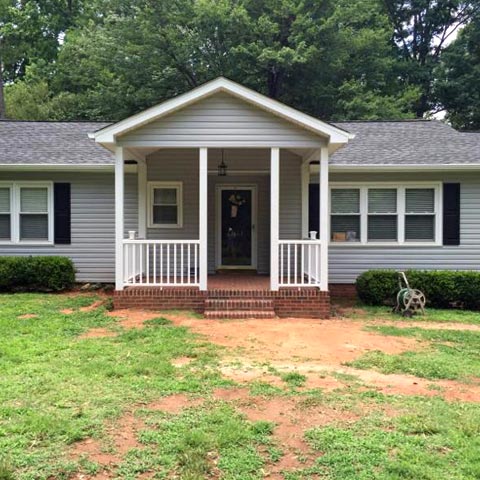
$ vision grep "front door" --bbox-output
[218,187,256,268]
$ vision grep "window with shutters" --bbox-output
[330,183,441,245]
[0,182,53,244]
[148,182,183,228]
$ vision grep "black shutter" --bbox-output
[54,183,71,244]
[309,184,319,234]
[443,183,460,246]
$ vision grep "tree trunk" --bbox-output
[0,56,6,119]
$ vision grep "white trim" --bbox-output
[270,148,280,291]
[301,160,309,238]
[199,148,208,290]
[215,184,258,270]
[329,181,442,246]
[115,147,124,290]
[137,160,147,237]
[147,181,183,229]
[319,148,329,291]
[327,164,480,172]
[0,181,54,245]
[94,77,353,145]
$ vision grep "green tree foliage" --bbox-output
[434,16,480,130]
[382,0,480,116]
[1,0,479,123]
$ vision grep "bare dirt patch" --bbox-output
[171,356,194,367]
[147,393,203,414]
[378,321,480,331]
[79,300,105,312]
[106,309,162,329]
[17,313,38,319]
[165,315,421,365]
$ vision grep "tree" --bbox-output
[435,15,480,130]
[382,0,480,117]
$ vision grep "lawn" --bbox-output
[1,294,480,479]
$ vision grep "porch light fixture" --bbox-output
[218,149,228,176]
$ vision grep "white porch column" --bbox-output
[137,159,147,238]
[115,146,125,290]
[270,147,280,291]
[301,159,310,238]
[319,146,329,291]
[199,147,208,290]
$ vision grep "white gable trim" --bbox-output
[92,77,353,146]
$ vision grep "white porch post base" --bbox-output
[115,146,125,290]
[319,147,329,291]
[270,147,280,291]
[199,148,208,290]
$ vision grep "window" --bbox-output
[330,184,440,245]
[0,187,12,240]
[330,189,360,242]
[0,183,53,243]
[148,182,183,228]
[367,188,397,241]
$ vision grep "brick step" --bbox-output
[204,298,274,311]
[204,310,276,319]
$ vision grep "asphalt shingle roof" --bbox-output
[331,120,480,165]
[0,118,479,167]
[0,121,113,165]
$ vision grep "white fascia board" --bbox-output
[0,164,138,173]
[326,164,480,172]
[93,77,354,145]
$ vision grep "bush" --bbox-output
[0,256,75,292]
[356,269,480,310]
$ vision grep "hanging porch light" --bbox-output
[218,149,228,176]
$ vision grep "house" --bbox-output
[1,77,480,318]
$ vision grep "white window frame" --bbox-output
[329,182,442,246]
[147,181,183,228]
[0,181,54,245]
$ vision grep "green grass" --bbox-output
[3,293,480,479]
[345,304,480,324]
[0,293,222,479]
[117,403,271,479]
[297,396,480,480]
[348,325,480,381]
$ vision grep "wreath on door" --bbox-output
[228,193,246,218]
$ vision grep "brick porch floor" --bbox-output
[207,274,270,290]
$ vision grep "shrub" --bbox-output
[356,269,480,310]
[0,256,75,292]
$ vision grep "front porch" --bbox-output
[116,146,328,291]
[113,273,331,319]
[92,78,353,317]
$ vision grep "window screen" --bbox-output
[405,188,435,241]
[19,187,49,240]
[331,189,360,241]
[368,189,397,241]
[0,188,11,240]
[152,186,180,226]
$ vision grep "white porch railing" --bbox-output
[123,239,200,287]
[278,240,322,287]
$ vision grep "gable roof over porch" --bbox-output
[92,77,353,152]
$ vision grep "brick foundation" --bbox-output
[113,287,330,319]
[329,283,357,299]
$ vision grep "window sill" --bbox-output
[0,240,54,246]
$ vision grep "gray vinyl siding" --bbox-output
[119,92,325,148]
[146,148,303,273]
[0,172,137,283]
[316,172,480,283]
